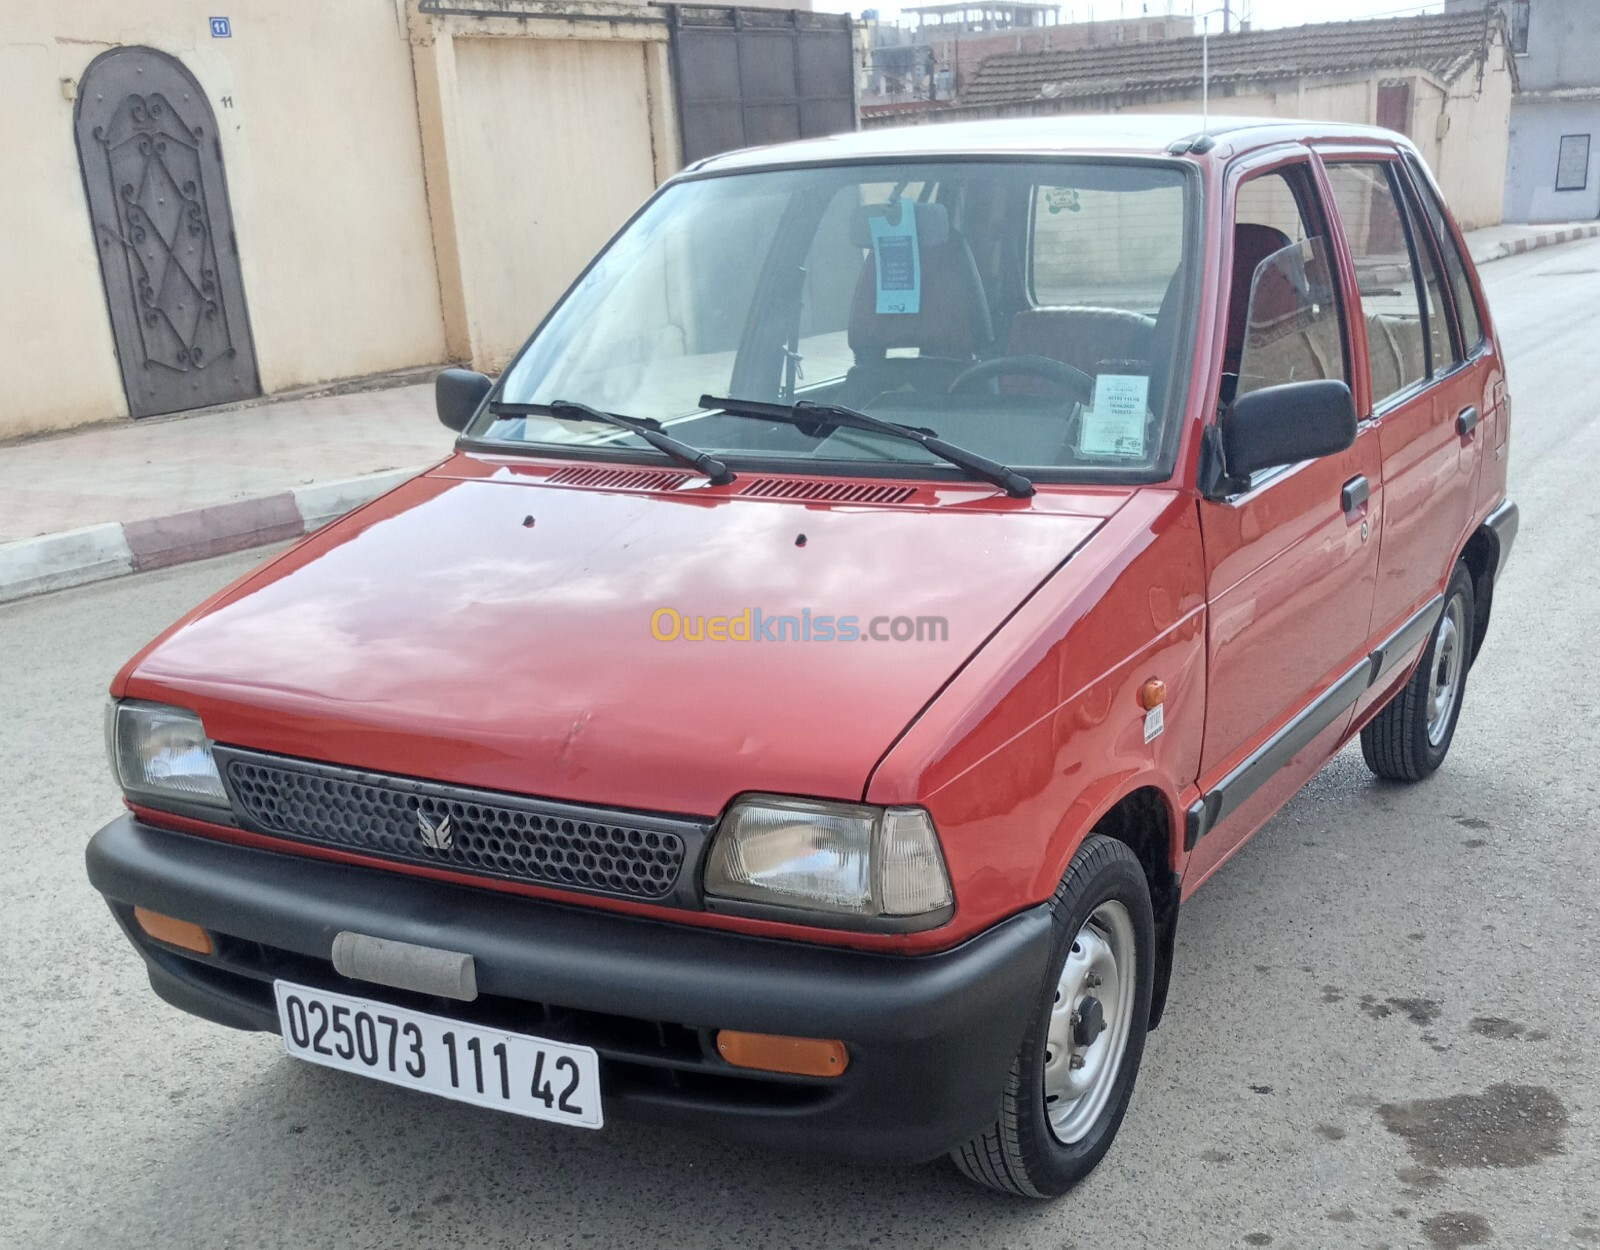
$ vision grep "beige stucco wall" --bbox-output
[408,4,680,374]
[1117,72,1510,227]
[1428,41,1514,232]
[1,0,688,441]
[0,30,129,437]
[1,0,448,440]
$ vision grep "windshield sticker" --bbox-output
[869,202,921,316]
[1043,187,1081,215]
[1079,374,1150,459]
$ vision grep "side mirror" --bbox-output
[1221,379,1357,481]
[436,368,493,433]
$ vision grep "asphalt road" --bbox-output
[4,238,1599,1250]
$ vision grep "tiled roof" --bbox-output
[961,10,1507,109]
[859,99,954,118]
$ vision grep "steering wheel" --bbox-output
[947,355,1096,405]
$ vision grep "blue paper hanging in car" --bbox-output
[869,201,921,316]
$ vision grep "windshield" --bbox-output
[477,159,1196,481]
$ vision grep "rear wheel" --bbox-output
[952,835,1154,1198]
[1361,563,1475,783]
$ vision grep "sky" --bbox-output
[815,0,1449,27]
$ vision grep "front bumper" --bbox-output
[87,815,1053,1164]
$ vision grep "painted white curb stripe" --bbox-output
[0,465,427,605]
[293,467,423,533]
[0,523,135,604]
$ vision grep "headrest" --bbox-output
[1233,224,1293,290]
[1227,223,1295,359]
[847,225,993,358]
[849,201,951,250]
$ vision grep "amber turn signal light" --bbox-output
[1138,679,1167,711]
[134,907,213,955]
[715,1030,849,1078]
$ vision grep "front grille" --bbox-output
[217,749,701,902]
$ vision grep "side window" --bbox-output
[1325,162,1439,408]
[1406,159,1485,352]
[1227,167,1348,400]
[1402,184,1455,377]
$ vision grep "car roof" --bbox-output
[687,114,1415,174]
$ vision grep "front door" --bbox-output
[74,47,259,418]
[1188,157,1384,885]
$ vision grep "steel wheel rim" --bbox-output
[1043,900,1137,1145]
[1426,597,1466,747]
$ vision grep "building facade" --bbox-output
[857,6,1191,107]
[2,0,851,440]
[878,12,1517,231]
[1447,0,1600,221]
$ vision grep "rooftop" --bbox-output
[902,0,1059,13]
[690,114,1417,173]
[961,9,1510,109]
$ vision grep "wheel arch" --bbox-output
[1458,520,1502,666]
[1052,783,1184,1030]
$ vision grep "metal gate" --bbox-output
[74,47,259,418]
[667,6,857,166]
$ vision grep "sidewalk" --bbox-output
[0,382,445,602]
[4,218,1598,605]
[1466,219,1600,266]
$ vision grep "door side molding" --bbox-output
[1185,594,1446,850]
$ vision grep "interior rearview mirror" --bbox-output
[436,368,493,433]
[1221,379,1357,482]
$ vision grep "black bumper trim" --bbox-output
[1484,499,1519,583]
[87,815,1053,1163]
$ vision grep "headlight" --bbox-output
[108,701,229,810]
[704,796,953,927]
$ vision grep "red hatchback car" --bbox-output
[89,116,1516,1197]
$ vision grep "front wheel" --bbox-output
[952,835,1155,1198]
[1361,562,1475,783]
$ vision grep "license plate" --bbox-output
[273,980,602,1129]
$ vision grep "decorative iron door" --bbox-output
[74,47,259,417]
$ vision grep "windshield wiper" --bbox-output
[699,395,1034,499]
[488,399,735,486]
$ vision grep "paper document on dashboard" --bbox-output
[1078,374,1150,458]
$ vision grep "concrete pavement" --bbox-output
[1466,219,1600,267]
[2,237,1599,1248]
[0,382,445,602]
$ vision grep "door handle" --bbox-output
[1341,475,1369,515]
[1456,406,1480,438]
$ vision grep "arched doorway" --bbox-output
[74,47,259,418]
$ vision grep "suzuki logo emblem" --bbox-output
[418,810,455,851]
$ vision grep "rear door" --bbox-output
[1320,154,1481,717]
[1188,155,1383,884]
[1404,156,1507,518]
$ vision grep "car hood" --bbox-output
[120,461,1121,816]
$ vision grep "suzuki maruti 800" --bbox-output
[88,117,1517,1197]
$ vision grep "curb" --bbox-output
[1471,222,1600,266]
[0,466,424,606]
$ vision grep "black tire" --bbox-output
[1361,563,1475,783]
[951,835,1155,1198]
